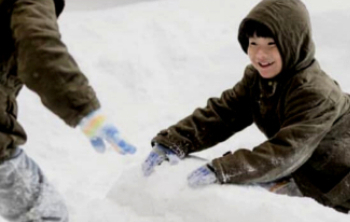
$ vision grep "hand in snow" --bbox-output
[142,143,180,176]
[187,164,218,188]
[79,109,136,154]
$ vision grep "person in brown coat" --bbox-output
[142,0,350,214]
[0,0,136,221]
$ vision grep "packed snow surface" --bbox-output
[8,0,350,221]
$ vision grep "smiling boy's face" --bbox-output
[248,34,282,79]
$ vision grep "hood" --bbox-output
[238,0,315,73]
[54,0,65,17]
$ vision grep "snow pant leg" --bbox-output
[0,148,68,222]
[261,178,303,197]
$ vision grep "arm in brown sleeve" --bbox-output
[212,84,341,184]
[152,66,255,158]
[11,0,100,127]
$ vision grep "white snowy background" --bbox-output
[9,0,350,221]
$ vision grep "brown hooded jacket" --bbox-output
[0,0,100,161]
[152,0,350,212]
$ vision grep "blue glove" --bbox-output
[187,164,217,188]
[79,109,136,154]
[142,143,180,176]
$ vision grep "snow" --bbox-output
[9,0,350,221]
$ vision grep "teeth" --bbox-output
[259,62,273,67]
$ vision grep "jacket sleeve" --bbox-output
[10,0,100,127]
[212,81,342,184]
[152,66,255,158]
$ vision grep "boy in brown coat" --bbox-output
[142,0,350,213]
[0,0,136,221]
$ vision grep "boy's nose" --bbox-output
[256,49,268,60]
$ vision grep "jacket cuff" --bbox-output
[68,100,101,127]
[151,130,188,159]
[212,157,228,184]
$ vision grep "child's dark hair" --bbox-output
[242,20,274,38]
[238,19,275,53]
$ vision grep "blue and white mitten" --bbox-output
[187,163,218,188]
[142,143,180,176]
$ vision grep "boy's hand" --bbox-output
[187,163,218,188]
[142,144,180,176]
[79,109,136,154]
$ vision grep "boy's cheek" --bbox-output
[247,51,255,65]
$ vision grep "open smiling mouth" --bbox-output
[259,62,275,68]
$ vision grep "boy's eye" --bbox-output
[268,42,276,46]
[250,42,257,46]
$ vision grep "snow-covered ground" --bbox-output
[10,0,350,221]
